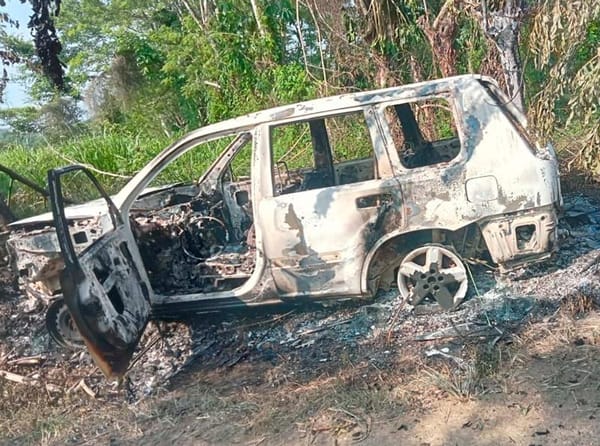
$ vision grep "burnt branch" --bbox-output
[28,0,64,90]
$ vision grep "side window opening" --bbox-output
[271,110,376,196]
[385,98,460,169]
[129,134,257,295]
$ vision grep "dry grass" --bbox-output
[0,327,522,444]
[0,385,135,445]
[560,291,598,318]
[4,301,600,445]
[501,305,600,406]
[417,339,518,402]
[516,299,600,357]
[421,363,483,401]
[72,358,406,445]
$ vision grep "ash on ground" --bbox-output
[1,193,599,401]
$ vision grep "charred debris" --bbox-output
[1,75,570,379]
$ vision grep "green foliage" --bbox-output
[0,131,173,216]
[527,1,600,177]
[0,95,83,143]
[0,106,40,134]
[38,0,320,139]
[327,113,373,162]
[455,16,487,73]
[230,140,253,179]
[272,122,314,170]
[0,34,35,59]
[150,135,235,187]
[267,63,314,105]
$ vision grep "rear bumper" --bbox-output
[479,205,558,272]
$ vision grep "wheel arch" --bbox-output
[360,223,489,294]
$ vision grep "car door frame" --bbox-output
[49,165,152,378]
[111,129,270,309]
[255,105,405,298]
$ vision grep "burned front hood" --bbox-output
[6,183,201,291]
[8,183,193,230]
[9,198,109,229]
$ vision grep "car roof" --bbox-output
[114,75,492,208]
[201,74,488,133]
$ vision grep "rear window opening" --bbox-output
[384,98,460,169]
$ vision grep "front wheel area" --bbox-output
[46,297,85,350]
[397,244,468,310]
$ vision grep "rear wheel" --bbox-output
[397,244,468,310]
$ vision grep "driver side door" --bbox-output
[49,166,151,379]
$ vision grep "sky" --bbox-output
[1,0,34,109]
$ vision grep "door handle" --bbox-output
[355,193,392,209]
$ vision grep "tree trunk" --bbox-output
[418,0,459,78]
[249,0,265,38]
[480,0,526,112]
[496,35,523,111]
[355,0,401,88]
[374,53,393,88]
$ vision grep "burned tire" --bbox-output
[46,298,85,350]
[397,244,468,310]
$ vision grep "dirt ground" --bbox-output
[2,191,600,446]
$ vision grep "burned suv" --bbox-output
[7,75,561,378]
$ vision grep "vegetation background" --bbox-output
[0,3,599,445]
[0,0,598,218]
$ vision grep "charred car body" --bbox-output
[7,75,562,378]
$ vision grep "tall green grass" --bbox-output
[0,130,251,219]
[0,132,174,218]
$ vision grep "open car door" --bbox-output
[48,166,151,379]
